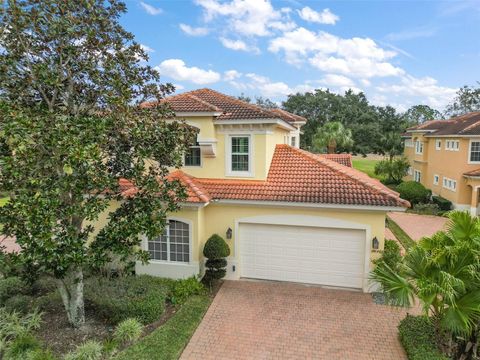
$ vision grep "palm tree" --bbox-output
[312,121,353,154]
[371,211,480,358]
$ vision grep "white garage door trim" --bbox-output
[233,214,372,292]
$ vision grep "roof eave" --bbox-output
[213,118,296,131]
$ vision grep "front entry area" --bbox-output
[239,223,366,289]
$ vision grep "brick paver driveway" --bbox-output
[388,212,448,241]
[181,280,416,360]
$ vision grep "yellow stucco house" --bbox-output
[124,88,408,292]
[404,111,480,215]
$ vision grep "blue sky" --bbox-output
[121,0,480,111]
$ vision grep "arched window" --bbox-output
[148,220,190,263]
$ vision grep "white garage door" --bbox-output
[240,223,366,289]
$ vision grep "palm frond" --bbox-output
[370,262,415,307]
[442,290,480,335]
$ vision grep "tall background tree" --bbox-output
[312,121,353,154]
[403,104,443,125]
[446,83,480,117]
[0,0,195,327]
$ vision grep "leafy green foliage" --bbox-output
[84,275,168,325]
[411,203,441,216]
[0,277,28,305]
[4,334,42,360]
[445,82,480,117]
[4,295,34,314]
[168,277,205,305]
[397,181,431,205]
[115,295,211,360]
[64,340,103,360]
[374,240,402,271]
[432,196,452,211]
[113,318,143,346]
[203,235,230,284]
[312,121,353,154]
[398,315,448,360]
[372,212,480,357]
[403,105,444,126]
[0,0,195,327]
[374,157,410,184]
[386,218,415,250]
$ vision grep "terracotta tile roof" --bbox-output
[140,88,302,125]
[317,154,352,167]
[408,112,480,136]
[119,146,408,208]
[464,168,480,177]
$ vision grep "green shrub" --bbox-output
[374,157,410,184]
[398,315,448,360]
[4,334,41,359]
[432,196,452,211]
[22,348,56,360]
[84,275,168,325]
[4,295,34,314]
[169,277,205,305]
[0,277,28,305]
[412,203,441,216]
[32,292,62,312]
[31,277,57,296]
[397,181,431,206]
[203,234,230,284]
[113,318,143,346]
[374,240,402,271]
[64,340,103,360]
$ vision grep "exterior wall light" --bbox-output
[226,227,232,239]
[372,236,379,250]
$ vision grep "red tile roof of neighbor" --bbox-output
[464,168,480,177]
[120,145,408,208]
[407,112,480,136]
[141,88,307,124]
[317,154,352,167]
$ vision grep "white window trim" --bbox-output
[468,139,480,164]
[415,141,423,154]
[442,177,457,192]
[433,174,439,185]
[407,166,413,176]
[183,145,202,168]
[435,139,441,150]
[445,139,460,151]
[143,217,193,265]
[404,139,413,148]
[414,169,421,182]
[225,134,254,177]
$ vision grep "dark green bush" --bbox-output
[397,181,431,206]
[85,275,168,325]
[4,294,34,314]
[432,196,452,211]
[4,334,42,359]
[412,203,441,216]
[169,277,205,305]
[0,277,28,305]
[33,292,63,312]
[374,240,402,271]
[203,234,230,284]
[374,157,410,184]
[398,315,448,360]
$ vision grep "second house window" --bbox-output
[184,142,201,166]
[231,136,250,172]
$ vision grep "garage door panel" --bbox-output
[240,223,366,289]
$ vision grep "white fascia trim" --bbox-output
[213,118,296,131]
[213,199,406,212]
[406,129,436,133]
[179,201,209,208]
[425,134,480,138]
[175,111,223,117]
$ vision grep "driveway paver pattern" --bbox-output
[388,212,448,241]
[181,280,418,360]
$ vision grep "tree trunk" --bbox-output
[57,268,85,328]
[327,139,337,154]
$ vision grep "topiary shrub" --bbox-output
[0,277,28,305]
[397,181,431,206]
[84,275,168,325]
[432,196,452,211]
[202,234,230,285]
[398,315,448,360]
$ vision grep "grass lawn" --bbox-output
[352,158,381,179]
[115,294,211,360]
[386,217,415,250]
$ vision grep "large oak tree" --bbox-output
[0,0,195,327]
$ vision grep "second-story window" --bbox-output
[415,141,423,154]
[446,140,459,151]
[470,141,480,162]
[291,136,296,147]
[435,139,441,150]
[231,136,250,172]
[184,142,201,167]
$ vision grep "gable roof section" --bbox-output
[140,88,306,124]
[407,112,480,136]
[318,154,352,167]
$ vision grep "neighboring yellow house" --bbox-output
[404,111,480,215]
[123,88,408,292]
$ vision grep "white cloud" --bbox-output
[319,74,355,88]
[229,73,313,97]
[179,24,209,36]
[224,70,242,81]
[297,7,339,25]
[220,38,259,53]
[195,0,294,37]
[140,44,154,53]
[155,59,221,85]
[173,84,185,91]
[140,2,163,15]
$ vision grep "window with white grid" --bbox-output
[148,220,189,263]
[470,141,480,163]
[231,136,250,172]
